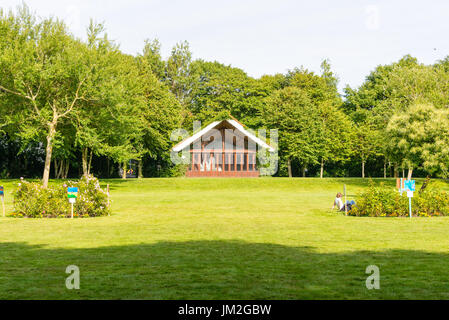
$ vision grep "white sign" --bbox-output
[407,191,414,198]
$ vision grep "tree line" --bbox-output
[1,5,449,185]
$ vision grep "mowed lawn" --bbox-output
[1,177,449,299]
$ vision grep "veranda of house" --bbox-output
[174,120,273,177]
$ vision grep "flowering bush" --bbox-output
[12,175,110,218]
[413,183,449,216]
[349,179,449,217]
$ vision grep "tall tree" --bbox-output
[165,41,192,104]
[140,38,165,80]
[136,52,184,178]
[187,60,270,128]
[285,65,351,177]
[0,6,96,187]
[264,87,323,177]
[345,55,449,177]
[74,21,146,177]
[386,103,449,179]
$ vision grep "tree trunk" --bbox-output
[389,161,393,177]
[64,160,70,179]
[419,175,430,193]
[122,162,127,179]
[394,163,398,178]
[59,160,64,179]
[287,158,292,178]
[302,166,306,177]
[82,148,88,177]
[407,167,413,180]
[362,160,365,178]
[320,158,324,178]
[58,159,65,179]
[138,160,143,179]
[87,149,93,175]
[42,121,56,188]
[54,159,59,179]
[383,159,387,179]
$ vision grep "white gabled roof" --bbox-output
[172,119,275,152]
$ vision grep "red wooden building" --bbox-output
[172,119,274,177]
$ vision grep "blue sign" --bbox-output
[67,187,78,199]
[404,180,415,192]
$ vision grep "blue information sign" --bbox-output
[67,187,78,199]
[404,180,415,192]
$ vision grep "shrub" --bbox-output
[12,175,110,218]
[349,179,449,217]
[413,183,449,216]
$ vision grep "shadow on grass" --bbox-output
[1,240,448,300]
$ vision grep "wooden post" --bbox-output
[246,152,249,171]
[222,151,224,172]
[344,184,347,216]
[201,142,204,172]
[234,151,237,171]
[196,152,198,171]
[192,152,195,171]
[195,152,198,171]
[222,128,225,173]
[1,186,4,217]
[216,152,219,171]
[107,184,110,214]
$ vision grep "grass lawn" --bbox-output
[1,177,449,299]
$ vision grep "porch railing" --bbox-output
[188,150,257,172]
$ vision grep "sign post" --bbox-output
[107,184,110,211]
[0,186,4,217]
[408,196,412,218]
[67,187,78,219]
[404,180,415,219]
[397,178,405,195]
[344,184,347,216]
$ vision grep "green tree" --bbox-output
[386,104,449,179]
[264,87,323,177]
[187,60,270,128]
[0,7,97,187]
[343,55,449,177]
[74,21,146,178]
[165,41,192,104]
[285,65,351,177]
[139,38,165,80]
[353,113,382,178]
[136,53,184,178]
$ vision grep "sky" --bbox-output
[2,0,449,92]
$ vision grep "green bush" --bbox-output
[349,180,449,217]
[12,175,110,218]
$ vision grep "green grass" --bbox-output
[1,177,449,299]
